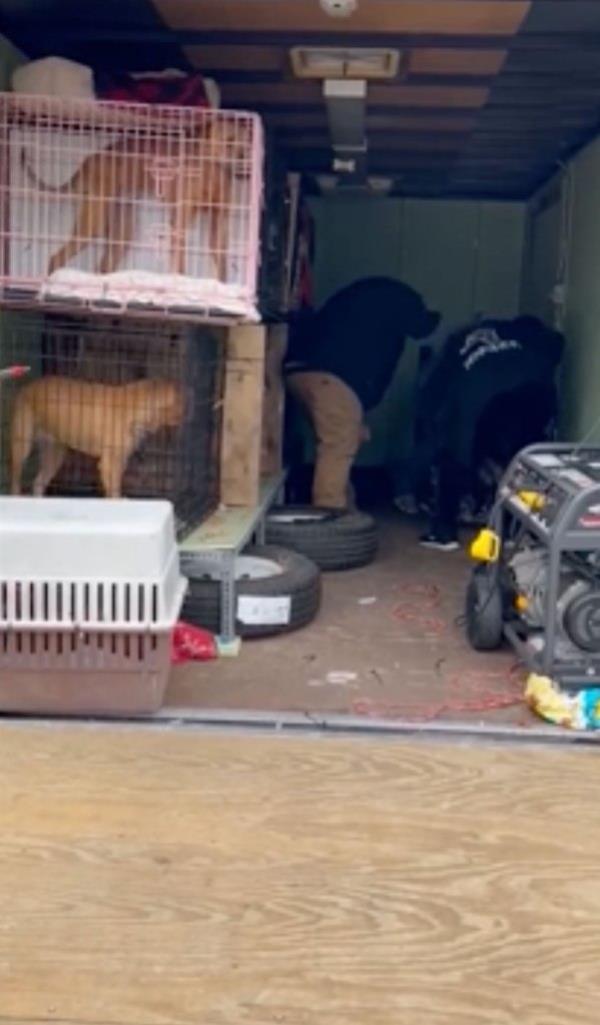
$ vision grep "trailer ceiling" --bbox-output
[1,0,599,199]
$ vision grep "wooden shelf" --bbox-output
[179,472,285,555]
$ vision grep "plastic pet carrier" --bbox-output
[0,497,186,715]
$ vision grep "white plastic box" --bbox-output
[0,497,187,715]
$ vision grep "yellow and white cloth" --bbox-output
[526,673,600,730]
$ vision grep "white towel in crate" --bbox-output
[12,57,95,100]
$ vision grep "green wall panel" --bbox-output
[309,195,525,466]
[522,135,600,443]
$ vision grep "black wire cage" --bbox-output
[0,313,223,536]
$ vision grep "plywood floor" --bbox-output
[2,723,600,1025]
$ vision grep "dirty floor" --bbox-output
[167,516,540,730]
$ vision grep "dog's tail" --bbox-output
[20,148,79,194]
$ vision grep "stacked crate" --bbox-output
[0,92,268,513]
[0,90,271,711]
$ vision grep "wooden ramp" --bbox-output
[1,723,598,1025]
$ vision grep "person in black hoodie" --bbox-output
[284,277,440,509]
[410,315,564,550]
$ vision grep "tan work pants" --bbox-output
[287,371,363,509]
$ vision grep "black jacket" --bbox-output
[286,277,440,410]
[419,316,565,463]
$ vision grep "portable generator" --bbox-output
[466,443,600,689]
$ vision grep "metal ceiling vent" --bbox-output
[291,47,400,80]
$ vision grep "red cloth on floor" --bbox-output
[171,622,217,665]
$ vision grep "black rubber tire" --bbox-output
[465,565,504,651]
[181,544,321,638]
[265,505,378,571]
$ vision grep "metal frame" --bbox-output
[178,471,285,652]
[6,706,600,745]
[488,442,600,689]
[0,313,223,537]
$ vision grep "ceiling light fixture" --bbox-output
[319,0,358,18]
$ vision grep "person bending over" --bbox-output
[417,315,564,550]
[284,277,440,509]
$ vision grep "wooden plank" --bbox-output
[261,323,288,477]
[185,43,287,71]
[219,323,266,508]
[280,132,466,152]
[0,725,600,1023]
[186,45,508,78]
[266,111,478,132]
[410,47,507,75]
[155,1,530,36]
[179,473,283,552]
[183,44,523,79]
[259,102,483,117]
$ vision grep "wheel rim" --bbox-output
[269,510,333,525]
[182,553,284,582]
[234,555,284,581]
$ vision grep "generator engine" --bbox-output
[509,548,600,654]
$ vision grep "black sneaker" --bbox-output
[419,530,460,552]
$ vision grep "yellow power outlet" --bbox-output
[517,490,546,511]
[469,528,501,563]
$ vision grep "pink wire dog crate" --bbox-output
[0,93,263,322]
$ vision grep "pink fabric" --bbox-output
[98,72,210,108]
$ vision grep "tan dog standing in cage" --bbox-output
[21,116,253,282]
[10,376,184,498]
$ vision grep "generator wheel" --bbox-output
[466,566,504,651]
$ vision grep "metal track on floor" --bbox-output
[2,707,600,747]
